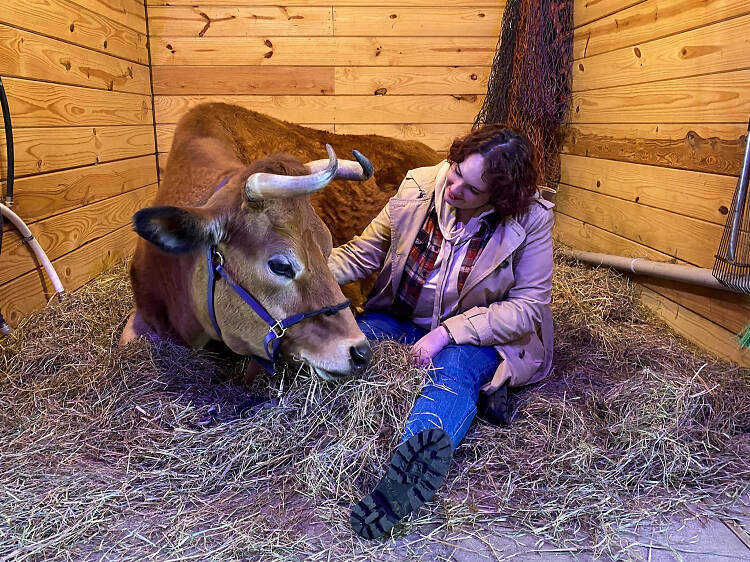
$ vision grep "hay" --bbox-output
[1,253,748,560]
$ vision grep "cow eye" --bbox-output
[268,257,296,279]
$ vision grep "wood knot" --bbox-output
[578,63,584,71]
[470,73,477,80]
[374,87,387,95]
[633,47,641,58]
[718,205,729,215]
[389,13,397,19]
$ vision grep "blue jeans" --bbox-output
[357,311,502,449]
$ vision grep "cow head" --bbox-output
[132,145,373,381]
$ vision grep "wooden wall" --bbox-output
[556,0,750,366]
[145,0,502,164]
[0,0,157,327]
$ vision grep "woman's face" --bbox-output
[444,152,492,211]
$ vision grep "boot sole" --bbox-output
[350,428,453,540]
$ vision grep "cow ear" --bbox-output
[133,205,223,254]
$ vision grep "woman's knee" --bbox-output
[431,344,500,387]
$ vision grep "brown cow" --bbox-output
[119,105,383,379]
[122,103,441,379]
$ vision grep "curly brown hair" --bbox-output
[447,124,538,218]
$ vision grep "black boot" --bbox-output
[477,381,511,426]
[350,428,453,540]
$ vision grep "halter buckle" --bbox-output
[270,321,287,339]
[211,248,225,267]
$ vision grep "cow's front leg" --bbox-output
[119,308,158,346]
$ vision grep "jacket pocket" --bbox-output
[498,329,545,387]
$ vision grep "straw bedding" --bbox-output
[1,253,748,560]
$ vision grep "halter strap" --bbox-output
[206,246,350,374]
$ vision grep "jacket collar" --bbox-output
[387,163,528,300]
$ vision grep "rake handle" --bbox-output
[729,119,750,261]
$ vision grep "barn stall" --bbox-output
[0,0,749,559]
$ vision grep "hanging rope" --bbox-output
[475,0,573,188]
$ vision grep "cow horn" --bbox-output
[245,144,338,200]
[305,149,374,181]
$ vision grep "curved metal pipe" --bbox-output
[561,247,741,293]
[0,203,65,297]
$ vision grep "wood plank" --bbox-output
[2,156,158,224]
[0,184,157,285]
[73,0,147,35]
[554,213,748,335]
[333,7,502,37]
[555,183,724,268]
[574,0,647,28]
[573,15,750,92]
[156,123,335,170]
[638,286,750,367]
[149,36,497,66]
[573,0,750,59]
[334,123,473,151]
[148,6,333,38]
[0,125,155,179]
[147,0,504,6]
[559,153,738,226]
[3,78,152,127]
[155,123,335,154]
[158,122,469,154]
[154,94,484,125]
[571,69,750,124]
[334,66,489,95]
[0,225,139,327]
[561,123,747,175]
[639,278,750,335]
[152,66,335,95]
[2,0,148,64]
[0,25,150,94]
[554,210,677,261]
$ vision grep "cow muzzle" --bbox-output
[305,338,372,381]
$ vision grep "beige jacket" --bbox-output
[328,162,555,391]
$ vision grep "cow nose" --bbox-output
[349,341,372,375]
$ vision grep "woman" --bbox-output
[328,125,554,540]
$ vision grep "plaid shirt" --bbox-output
[392,204,499,319]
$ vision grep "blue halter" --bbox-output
[205,246,351,375]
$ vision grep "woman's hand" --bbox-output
[412,326,452,367]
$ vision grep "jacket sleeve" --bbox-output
[442,205,554,345]
[327,201,392,285]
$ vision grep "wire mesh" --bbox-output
[475,0,573,188]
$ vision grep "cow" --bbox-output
[121,103,441,380]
